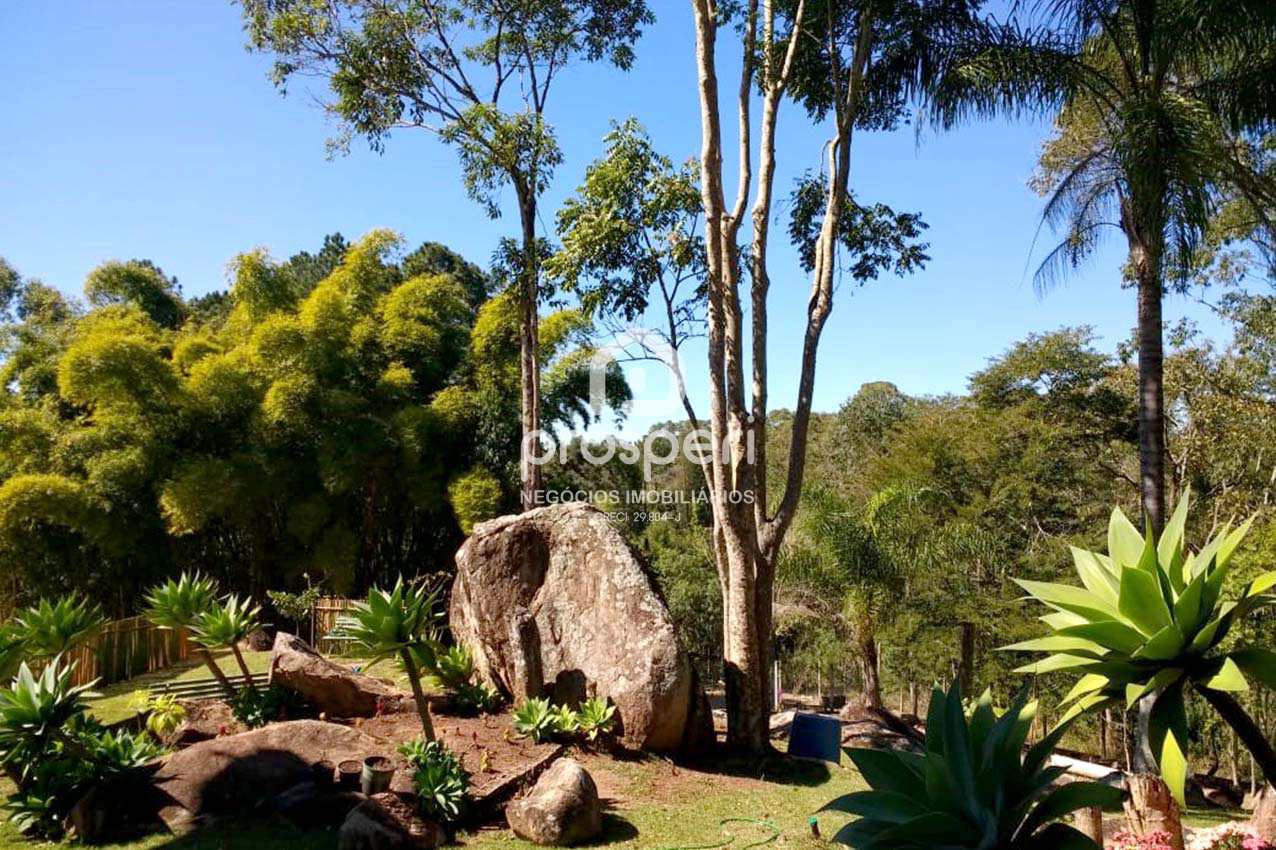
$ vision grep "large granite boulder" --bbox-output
[271,632,411,718]
[338,793,444,850]
[451,503,707,752]
[506,758,602,846]
[149,719,389,832]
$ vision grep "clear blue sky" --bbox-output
[0,0,1227,436]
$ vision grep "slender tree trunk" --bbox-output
[722,538,771,752]
[859,636,882,709]
[1126,220,1167,772]
[230,644,258,693]
[400,648,436,742]
[957,622,975,695]
[200,648,236,699]
[1136,263,1166,534]
[516,186,542,511]
[1196,684,1276,789]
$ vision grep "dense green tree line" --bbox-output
[0,232,625,614]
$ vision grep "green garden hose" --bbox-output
[655,817,782,850]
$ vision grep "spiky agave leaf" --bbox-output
[1005,490,1274,804]
[346,577,442,664]
[12,594,105,658]
[826,681,1122,849]
[189,595,262,649]
[143,572,219,631]
[0,657,100,779]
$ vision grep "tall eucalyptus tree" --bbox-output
[238,0,653,509]
[686,0,961,750]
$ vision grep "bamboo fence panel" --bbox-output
[33,616,192,688]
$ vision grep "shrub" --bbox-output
[1107,830,1178,850]
[827,681,1122,849]
[129,691,187,740]
[230,684,306,728]
[454,681,502,715]
[427,644,474,691]
[0,658,165,838]
[448,467,503,534]
[267,585,321,631]
[513,697,556,743]
[551,704,579,736]
[397,739,469,821]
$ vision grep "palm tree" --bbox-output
[346,578,443,741]
[144,572,235,698]
[797,487,935,709]
[930,0,1276,535]
[191,595,263,693]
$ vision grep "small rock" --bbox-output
[506,758,601,846]
[338,793,444,850]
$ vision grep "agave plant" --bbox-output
[143,572,233,697]
[1007,493,1276,803]
[577,697,616,742]
[0,658,99,784]
[398,739,469,821]
[827,682,1122,849]
[191,595,262,692]
[0,625,24,682]
[551,704,580,736]
[512,697,556,743]
[12,594,105,659]
[426,644,474,691]
[347,578,443,740]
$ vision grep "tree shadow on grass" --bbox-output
[127,818,339,850]
[684,750,833,788]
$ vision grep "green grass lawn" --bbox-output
[86,651,411,725]
[86,649,275,725]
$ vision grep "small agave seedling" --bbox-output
[828,682,1122,849]
[1007,491,1276,803]
[577,697,617,742]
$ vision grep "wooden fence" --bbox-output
[313,597,359,648]
[59,616,193,688]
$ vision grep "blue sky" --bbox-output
[0,0,1228,436]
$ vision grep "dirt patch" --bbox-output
[346,709,564,812]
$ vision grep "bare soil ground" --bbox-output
[345,709,565,809]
